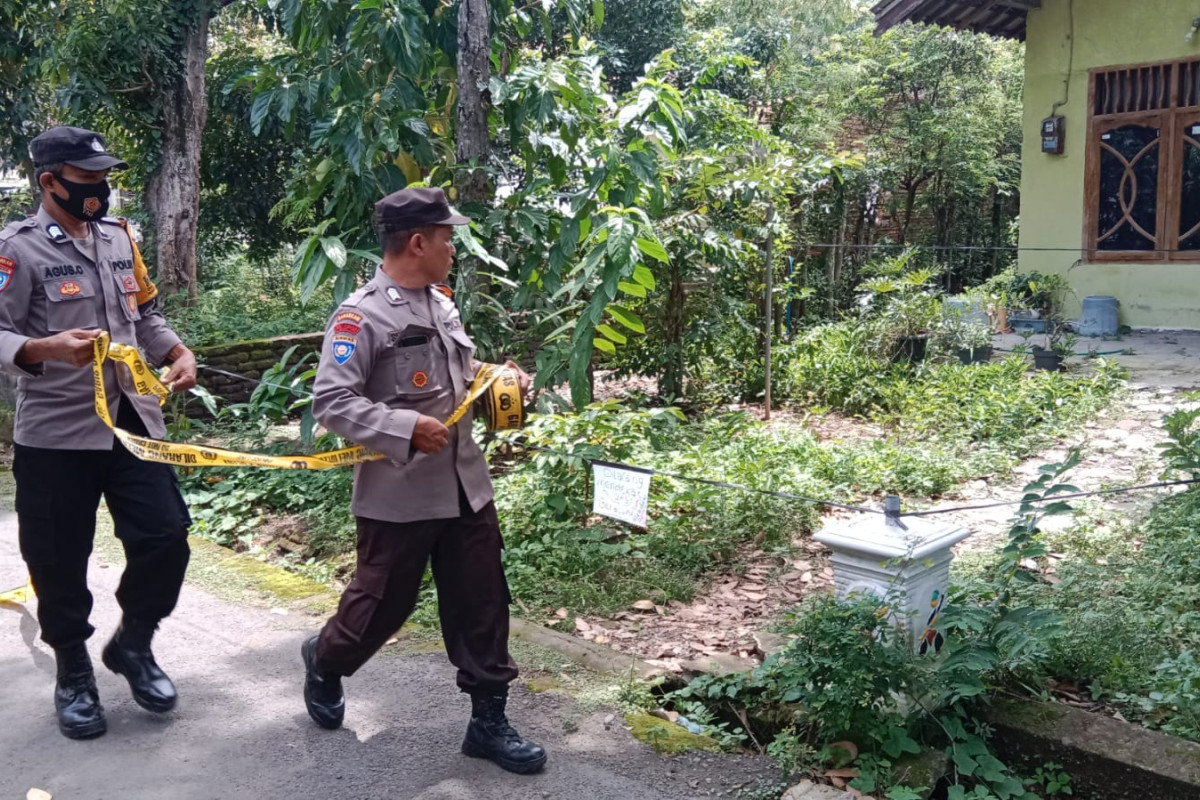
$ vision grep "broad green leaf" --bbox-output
[632,264,657,290]
[607,218,636,268]
[320,236,348,268]
[635,237,669,264]
[609,305,645,334]
[618,281,647,298]
[596,324,627,344]
[593,337,616,355]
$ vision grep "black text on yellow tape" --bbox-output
[91,333,519,470]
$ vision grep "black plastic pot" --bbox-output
[892,334,930,365]
[957,346,993,365]
[1032,347,1064,372]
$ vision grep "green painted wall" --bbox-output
[1021,0,1200,329]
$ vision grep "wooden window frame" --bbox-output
[1084,57,1200,263]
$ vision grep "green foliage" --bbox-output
[201,11,303,261]
[1158,396,1200,479]
[1011,485,1200,743]
[661,454,1098,799]
[675,596,918,750]
[165,248,333,347]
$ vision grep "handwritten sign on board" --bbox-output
[592,461,652,527]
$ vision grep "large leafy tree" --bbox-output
[9,0,238,303]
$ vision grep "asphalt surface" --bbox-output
[0,502,774,800]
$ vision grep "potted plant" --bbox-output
[1007,271,1070,334]
[946,316,994,365]
[1031,318,1075,372]
[858,250,941,365]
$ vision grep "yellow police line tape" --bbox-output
[91,331,523,470]
[0,580,33,604]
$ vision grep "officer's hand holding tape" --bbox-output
[414,415,451,454]
[19,327,102,369]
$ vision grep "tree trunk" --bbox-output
[660,260,685,399]
[145,5,209,306]
[454,0,491,307]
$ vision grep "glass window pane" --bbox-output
[1180,123,1200,251]
[1096,124,1161,251]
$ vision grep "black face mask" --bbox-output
[50,175,111,221]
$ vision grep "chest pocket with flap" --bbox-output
[44,277,98,332]
[392,326,444,397]
[111,270,142,322]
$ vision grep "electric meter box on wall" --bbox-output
[1042,115,1066,155]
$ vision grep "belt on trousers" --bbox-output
[90,332,524,470]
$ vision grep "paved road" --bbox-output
[0,506,771,800]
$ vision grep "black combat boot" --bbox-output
[102,618,177,712]
[462,690,547,774]
[302,635,344,730]
[54,643,107,740]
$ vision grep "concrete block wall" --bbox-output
[194,333,323,405]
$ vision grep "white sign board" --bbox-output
[592,461,652,527]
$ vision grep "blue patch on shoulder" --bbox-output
[332,340,357,365]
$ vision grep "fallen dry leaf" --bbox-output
[554,607,568,618]
[830,776,847,788]
[825,768,860,779]
[741,591,767,602]
[28,790,52,800]
[800,572,813,583]
[574,617,591,633]
[384,637,398,646]
[631,600,656,612]
[593,635,610,644]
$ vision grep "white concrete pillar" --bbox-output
[814,499,970,654]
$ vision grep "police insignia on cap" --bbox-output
[82,197,102,217]
[412,371,429,388]
[90,138,104,152]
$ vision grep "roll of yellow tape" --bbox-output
[480,367,525,431]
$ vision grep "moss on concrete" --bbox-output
[528,676,563,694]
[625,712,720,754]
[992,697,1069,735]
[186,536,326,601]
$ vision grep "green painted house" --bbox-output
[874,0,1200,329]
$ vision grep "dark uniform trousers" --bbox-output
[315,485,519,693]
[15,400,192,649]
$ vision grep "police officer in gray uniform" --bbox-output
[0,127,198,739]
[302,187,546,775]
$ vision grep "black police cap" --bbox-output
[30,126,129,171]
[375,187,469,232]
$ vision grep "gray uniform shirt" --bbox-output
[0,207,183,449]
[312,267,493,524]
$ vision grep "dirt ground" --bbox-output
[568,331,1200,671]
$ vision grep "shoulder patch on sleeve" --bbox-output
[0,254,15,294]
[433,283,453,299]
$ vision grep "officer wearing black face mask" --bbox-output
[0,126,199,739]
